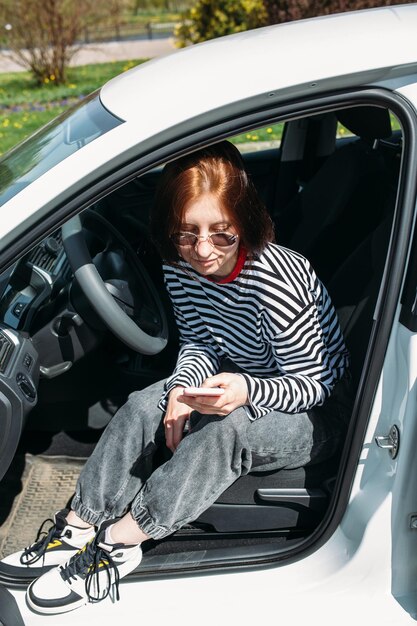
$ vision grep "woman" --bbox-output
[0,141,350,614]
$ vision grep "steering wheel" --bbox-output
[61,212,168,355]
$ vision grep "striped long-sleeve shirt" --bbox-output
[159,243,349,420]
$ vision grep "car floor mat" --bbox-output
[0,455,84,560]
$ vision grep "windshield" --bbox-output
[0,92,122,207]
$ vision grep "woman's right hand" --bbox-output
[164,387,192,452]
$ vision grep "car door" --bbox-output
[378,80,417,618]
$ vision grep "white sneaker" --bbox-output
[0,509,95,585]
[26,520,142,615]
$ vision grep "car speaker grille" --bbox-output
[27,231,62,273]
[0,331,14,373]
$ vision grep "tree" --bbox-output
[0,0,120,85]
[103,0,129,40]
[262,0,417,25]
[175,0,267,47]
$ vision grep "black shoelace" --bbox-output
[60,538,120,603]
[20,518,60,565]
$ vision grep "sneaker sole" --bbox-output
[0,563,55,587]
[26,582,87,615]
[25,550,143,614]
[0,547,83,588]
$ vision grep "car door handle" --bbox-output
[40,361,72,379]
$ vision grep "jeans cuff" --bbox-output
[70,495,105,526]
[131,493,170,540]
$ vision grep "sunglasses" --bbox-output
[171,232,239,248]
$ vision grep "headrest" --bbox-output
[336,106,392,140]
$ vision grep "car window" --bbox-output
[0,92,122,207]
[230,122,284,154]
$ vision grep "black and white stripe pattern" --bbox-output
[159,243,349,420]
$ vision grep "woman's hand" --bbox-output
[178,373,248,416]
[164,387,192,452]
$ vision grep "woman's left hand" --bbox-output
[178,373,248,415]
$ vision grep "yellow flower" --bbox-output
[68,83,77,89]
[267,127,273,133]
[246,134,251,139]
[50,74,56,81]
[43,77,50,84]
[251,134,259,141]
[2,119,10,127]
[13,122,22,128]
[123,61,135,71]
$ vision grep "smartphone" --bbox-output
[182,387,224,397]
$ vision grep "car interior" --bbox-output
[0,102,403,583]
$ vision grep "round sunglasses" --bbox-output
[171,232,239,248]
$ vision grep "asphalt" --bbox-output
[0,37,176,73]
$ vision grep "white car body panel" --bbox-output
[101,6,417,124]
[2,6,417,624]
[10,311,417,626]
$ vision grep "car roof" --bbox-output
[3,5,417,252]
[101,4,417,128]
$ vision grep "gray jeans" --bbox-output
[71,378,350,540]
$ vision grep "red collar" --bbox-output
[207,246,247,284]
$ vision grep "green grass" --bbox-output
[231,123,284,145]
[0,59,147,155]
[0,59,145,106]
[0,108,68,153]
[117,10,182,25]
[80,14,180,43]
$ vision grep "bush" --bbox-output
[262,0,417,25]
[0,0,129,85]
[175,0,417,48]
[175,0,267,47]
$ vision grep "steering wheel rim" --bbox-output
[62,213,168,355]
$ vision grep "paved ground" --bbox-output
[0,37,177,73]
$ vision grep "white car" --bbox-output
[1,5,417,624]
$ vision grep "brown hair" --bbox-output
[150,141,275,263]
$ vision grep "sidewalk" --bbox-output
[0,38,177,73]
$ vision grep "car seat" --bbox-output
[275,106,395,282]
[195,213,393,533]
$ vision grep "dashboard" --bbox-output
[0,227,101,480]
[0,323,40,480]
[0,231,70,411]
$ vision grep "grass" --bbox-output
[232,124,284,146]
[0,59,146,155]
[80,13,181,43]
[109,9,182,26]
[0,59,145,106]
